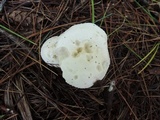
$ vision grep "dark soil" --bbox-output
[0,0,160,120]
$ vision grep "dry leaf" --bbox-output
[8,10,44,27]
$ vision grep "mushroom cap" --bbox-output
[40,36,59,67]
[55,23,110,88]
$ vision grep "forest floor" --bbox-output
[0,0,160,120]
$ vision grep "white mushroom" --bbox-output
[41,23,110,88]
[40,36,59,67]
